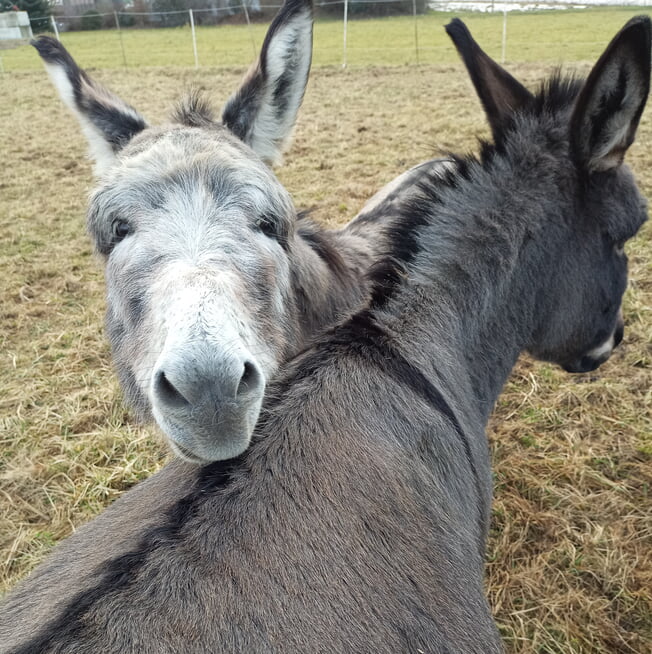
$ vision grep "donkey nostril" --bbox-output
[155,370,191,408]
[237,361,260,398]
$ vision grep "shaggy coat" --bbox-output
[28,0,416,464]
[1,15,649,654]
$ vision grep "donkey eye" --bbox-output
[255,214,278,239]
[112,220,131,242]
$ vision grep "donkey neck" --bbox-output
[290,220,374,352]
[379,142,566,424]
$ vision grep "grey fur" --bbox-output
[3,16,649,654]
[31,0,393,464]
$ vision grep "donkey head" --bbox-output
[33,0,313,462]
[447,17,650,373]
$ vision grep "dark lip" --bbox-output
[562,354,606,374]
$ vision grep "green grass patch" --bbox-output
[1,7,651,71]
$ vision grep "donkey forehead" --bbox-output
[91,126,291,211]
[124,123,257,163]
[89,125,293,220]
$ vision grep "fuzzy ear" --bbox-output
[222,0,313,166]
[570,16,651,173]
[32,36,147,175]
[445,18,533,142]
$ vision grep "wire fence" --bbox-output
[1,1,651,72]
[45,1,428,69]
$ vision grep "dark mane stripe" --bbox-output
[365,159,464,310]
[9,457,242,654]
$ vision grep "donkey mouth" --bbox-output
[562,356,606,374]
[170,441,213,465]
[160,407,259,464]
[562,318,625,374]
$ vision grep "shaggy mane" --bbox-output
[171,90,216,128]
[365,155,474,310]
[530,72,583,115]
[364,76,586,312]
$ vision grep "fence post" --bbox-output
[115,11,128,68]
[189,9,199,68]
[342,0,348,68]
[412,0,419,64]
[50,15,60,41]
[241,2,257,58]
[501,9,507,64]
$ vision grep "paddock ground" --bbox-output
[1,10,651,653]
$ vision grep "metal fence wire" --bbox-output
[38,0,425,68]
[3,1,652,71]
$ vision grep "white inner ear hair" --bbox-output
[43,62,118,176]
[249,10,313,166]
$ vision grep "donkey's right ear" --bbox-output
[570,16,651,173]
[221,0,313,166]
[445,19,533,142]
[32,36,147,175]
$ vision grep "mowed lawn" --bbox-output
[1,8,652,654]
[1,7,652,69]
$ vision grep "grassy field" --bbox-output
[1,8,652,653]
[0,7,651,70]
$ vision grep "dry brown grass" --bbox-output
[1,60,651,652]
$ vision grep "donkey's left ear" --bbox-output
[32,36,147,175]
[222,0,313,166]
[445,18,533,142]
[571,16,651,173]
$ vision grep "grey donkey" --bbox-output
[2,16,649,654]
[31,0,398,464]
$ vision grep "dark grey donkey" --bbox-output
[30,0,394,465]
[2,16,649,654]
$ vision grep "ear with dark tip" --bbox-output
[221,0,313,166]
[445,18,533,141]
[570,15,651,173]
[32,35,147,174]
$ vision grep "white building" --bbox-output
[0,11,33,40]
